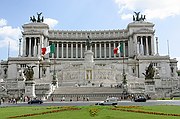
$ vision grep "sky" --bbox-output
[0,0,180,69]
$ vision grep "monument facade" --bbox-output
[0,12,179,99]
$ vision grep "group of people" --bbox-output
[50,96,90,102]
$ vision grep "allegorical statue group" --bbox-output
[30,12,44,23]
[133,12,146,21]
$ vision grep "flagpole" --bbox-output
[121,42,127,98]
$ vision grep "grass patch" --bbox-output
[0,105,180,119]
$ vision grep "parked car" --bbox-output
[134,96,146,102]
[95,97,118,105]
[28,99,43,104]
[170,92,180,99]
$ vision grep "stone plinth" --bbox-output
[84,50,94,62]
[145,79,156,98]
[24,81,36,98]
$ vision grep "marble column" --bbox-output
[113,42,116,57]
[37,43,40,58]
[33,38,37,57]
[28,38,31,57]
[123,42,125,57]
[57,42,59,58]
[137,42,140,55]
[99,42,102,58]
[76,42,78,58]
[104,42,106,58]
[22,36,26,56]
[71,42,73,58]
[85,45,87,51]
[151,36,155,55]
[81,42,83,58]
[140,36,144,55]
[146,36,149,55]
[61,42,64,58]
[109,42,111,58]
[95,42,97,58]
[66,42,68,58]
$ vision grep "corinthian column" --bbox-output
[109,42,111,58]
[95,42,97,58]
[57,42,59,58]
[146,36,149,55]
[66,42,68,58]
[28,38,32,57]
[104,42,106,58]
[61,42,64,58]
[99,42,101,58]
[76,42,78,58]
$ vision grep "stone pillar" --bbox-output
[57,42,59,58]
[140,36,144,55]
[137,42,140,55]
[109,42,111,58]
[146,36,149,55]
[113,42,116,57]
[24,81,36,98]
[84,50,94,62]
[85,45,87,51]
[22,36,26,56]
[145,79,156,98]
[90,44,92,51]
[71,42,73,58]
[34,38,37,57]
[151,36,155,55]
[28,38,31,57]
[76,42,78,58]
[104,42,106,58]
[61,42,64,58]
[95,42,97,58]
[37,43,40,58]
[99,42,102,58]
[81,42,83,58]
[123,42,125,57]
[66,42,68,58]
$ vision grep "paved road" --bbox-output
[1,100,180,107]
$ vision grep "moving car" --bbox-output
[28,99,43,104]
[95,97,118,105]
[134,96,146,102]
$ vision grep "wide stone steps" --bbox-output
[53,87,124,94]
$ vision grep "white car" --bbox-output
[95,97,118,105]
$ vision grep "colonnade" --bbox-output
[49,41,128,59]
[136,36,153,55]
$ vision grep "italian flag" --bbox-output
[42,44,55,55]
[114,43,123,54]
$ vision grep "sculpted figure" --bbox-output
[23,66,36,81]
[142,63,155,79]
[86,36,92,50]
[37,12,42,22]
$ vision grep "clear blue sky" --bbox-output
[0,0,180,69]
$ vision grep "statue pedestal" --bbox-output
[24,81,36,98]
[145,79,156,98]
[84,50,94,62]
